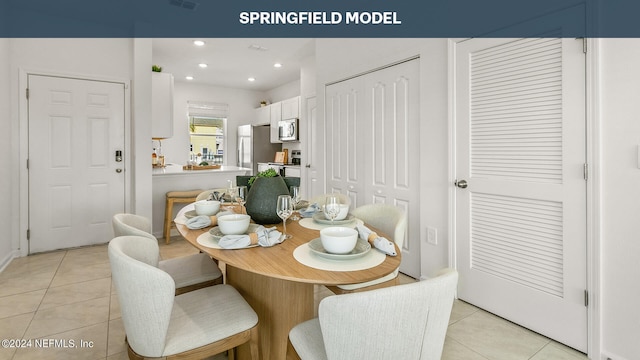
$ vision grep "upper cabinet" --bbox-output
[255,96,300,143]
[270,101,283,143]
[281,96,300,119]
[151,72,174,139]
[254,105,270,126]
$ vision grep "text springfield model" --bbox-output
[239,11,401,25]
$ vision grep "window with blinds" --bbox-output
[188,101,228,164]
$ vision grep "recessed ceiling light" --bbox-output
[274,63,282,68]
[185,76,194,80]
[193,40,205,46]
[198,63,208,68]
[248,77,256,82]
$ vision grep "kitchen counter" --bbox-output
[152,164,250,236]
[152,164,251,176]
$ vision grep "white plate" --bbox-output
[308,238,371,260]
[312,212,355,225]
[209,223,261,241]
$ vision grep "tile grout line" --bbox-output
[12,249,67,360]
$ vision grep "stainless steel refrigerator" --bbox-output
[237,124,281,175]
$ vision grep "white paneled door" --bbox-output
[28,75,126,253]
[454,38,587,351]
[304,96,322,200]
[325,58,421,278]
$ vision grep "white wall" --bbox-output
[0,38,14,269]
[266,79,300,103]
[599,38,640,360]
[161,81,265,168]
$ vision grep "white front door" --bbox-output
[453,37,587,351]
[28,75,126,253]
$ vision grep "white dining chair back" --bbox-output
[111,213,223,294]
[112,214,160,266]
[351,203,407,249]
[109,236,260,359]
[113,213,156,238]
[288,268,458,360]
[109,236,175,356]
[327,203,407,293]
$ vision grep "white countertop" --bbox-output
[152,164,251,177]
[258,162,301,167]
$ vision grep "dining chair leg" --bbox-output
[164,197,175,244]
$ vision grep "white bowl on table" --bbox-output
[320,226,358,254]
[194,200,221,216]
[217,214,251,235]
[324,204,350,221]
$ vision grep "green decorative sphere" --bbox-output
[245,176,290,224]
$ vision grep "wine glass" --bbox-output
[276,195,293,239]
[290,186,301,220]
[234,186,248,214]
[324,195,340,224]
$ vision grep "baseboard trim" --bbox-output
[0,250,19,273]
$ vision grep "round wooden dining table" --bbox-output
[176,209,401,360]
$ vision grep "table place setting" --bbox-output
[293,223,396,271]
[297,198,362,230]
[197,224,285,250]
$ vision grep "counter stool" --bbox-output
[164,189,203,244]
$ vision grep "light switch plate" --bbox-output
[427,227,438,245]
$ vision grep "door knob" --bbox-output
[305,164,311,168]
[454,179,468,189]
[116,168,123,173]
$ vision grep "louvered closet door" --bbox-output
[454,38,587,351]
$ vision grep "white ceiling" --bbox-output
[152,38,315,92]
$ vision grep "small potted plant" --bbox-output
[152,65,163,72]
[260,100,268,107]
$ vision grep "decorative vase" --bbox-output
[245,176,290,224]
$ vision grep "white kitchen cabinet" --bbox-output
[254,105,270,126]
[151,72,174,139]
[281,96,300,119]
[284,166,301,178]
[270,102,282,143]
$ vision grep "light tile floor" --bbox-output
[0,237,588,360]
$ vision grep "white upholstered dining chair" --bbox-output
[326,203,407,294]
[288,268,458,360]
[112,213,223,295]
[108,235,260,360]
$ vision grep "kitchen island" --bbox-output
[151,164,250,237]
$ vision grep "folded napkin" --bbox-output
[299,203,321,218]
[356,223,397,256]
[218,226,284,249]
[184,210,235,229]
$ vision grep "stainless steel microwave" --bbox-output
[278,118,298,142]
